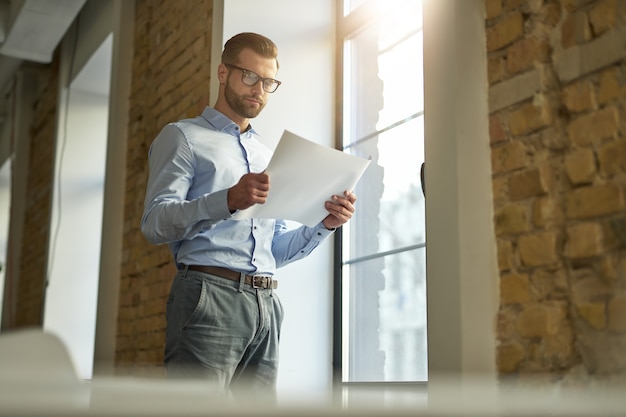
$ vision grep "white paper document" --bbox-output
[233,130,371,227]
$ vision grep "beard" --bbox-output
[224,80,266,119]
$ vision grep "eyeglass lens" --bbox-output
[241,69,279,92]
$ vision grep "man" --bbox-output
[140,32,356,400]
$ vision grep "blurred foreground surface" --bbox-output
[0,330,624,416]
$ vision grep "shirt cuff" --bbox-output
[204,188,233,221]
[311,222,335,241]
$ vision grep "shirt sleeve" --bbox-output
[271,220,335,268]
[140,124,232,245]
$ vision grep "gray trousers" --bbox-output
[164,267,284,402]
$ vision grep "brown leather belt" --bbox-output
[187,265,277,289]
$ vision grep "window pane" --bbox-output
[343,2,423,145]
[343,249,427,382]
[343,0,368,16]
[378,0,423,50]
[346,116,425,260]
[377,32,423,129]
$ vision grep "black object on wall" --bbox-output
[420,162,425,197]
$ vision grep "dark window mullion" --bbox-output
[343,243,425,266]
[343,110,423,151]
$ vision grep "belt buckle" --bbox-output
[252,275,270,289]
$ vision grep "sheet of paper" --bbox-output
[233,130,371,227]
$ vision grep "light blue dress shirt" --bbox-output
[141,107,334,275]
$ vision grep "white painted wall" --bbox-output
[219,0,336,403]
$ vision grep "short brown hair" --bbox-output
[221,32,279,69]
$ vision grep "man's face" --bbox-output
[223,48,278,119]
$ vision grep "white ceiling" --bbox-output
[0,0,87,63]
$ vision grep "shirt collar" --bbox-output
[200,106,258,137]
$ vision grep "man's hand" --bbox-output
[227,172,270,212]
[322,191,357,230]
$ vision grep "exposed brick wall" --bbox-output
[117,0,214,372]
[487,0,626,379]
[12,56,60,327]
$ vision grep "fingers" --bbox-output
[325,200,353,220]
[322,190,357,229]
[227,172,271,211]
[343,190,357,205]
[245,172,270,196]
[332,191,356,213]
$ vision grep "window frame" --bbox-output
[332,0,428,387]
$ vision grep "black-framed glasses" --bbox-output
[225,64,282,93]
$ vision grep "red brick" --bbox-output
[608,294,626,332]
[486,0,503,19]
[564,148,596,185]
[492,141,527,173]
[562,80,595,113]
[497,239,515,271]
[497,342,525,373]
[501,273,531,304]
[533,197,563,228]
[589,0,617,36]
[490,113,507,143]
[517,303,567,338]
[495,203,530,235]
[597,67,626,104]
[508,101,552,137]
[565,222,604,258]
[509,168,548,201]
[487,12,524,52]
[566,184,624,219]
[507,37,542,75]
[576,302,606,329]
[598,139,626,176]
[518,232,559,267]
[488,56,507,84]
[561,12,591,49]
[567,107,619,146]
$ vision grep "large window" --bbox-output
[339,0,426,383]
